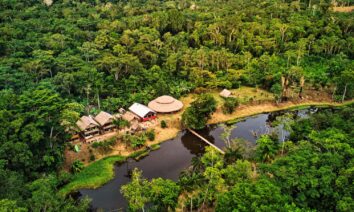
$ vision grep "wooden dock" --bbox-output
[187,128,225,154]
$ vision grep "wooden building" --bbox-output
[76,116,100,140]
[94,111,116,133]
[129,103,156,122]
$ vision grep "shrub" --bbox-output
[124,134,147,149]
[146,129,155,141]
[91,137,117,153]
[222,97,239,114]
[161,120,167,128]
[72,160,84,174]
[130,135,146,149]
[89,154,95,162]
[113,118,130,129]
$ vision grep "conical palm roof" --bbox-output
[148,95,183,113]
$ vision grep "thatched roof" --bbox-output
[129,103,155,118]
[122,111,136,122]
[76,116,99,131]
[220,89,232,98]
[148,95,183,113]
[95,111,114,126]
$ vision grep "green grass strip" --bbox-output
[59,155,125,196]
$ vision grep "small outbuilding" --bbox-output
[76,116,100,139]
[219,89,232,98]
[148,95,183,113]
[94,111,116,133]
[129,103,156,122]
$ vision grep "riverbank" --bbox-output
[61,87,353,195]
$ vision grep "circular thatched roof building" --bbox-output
[148,95,183,113]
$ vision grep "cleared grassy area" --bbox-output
[59,147,154,196]
[59,155,125,196]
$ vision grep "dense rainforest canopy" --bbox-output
[0,0,353,211]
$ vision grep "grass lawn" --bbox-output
[59,155,125,196]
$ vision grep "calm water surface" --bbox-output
[79,109,315,211]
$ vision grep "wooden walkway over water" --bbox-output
[187,128,225,154]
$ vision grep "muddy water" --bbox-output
[78,109,314,211]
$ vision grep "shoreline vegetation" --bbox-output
[60,92,354,196]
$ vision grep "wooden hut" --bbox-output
[219,89,232,98]
[129,103,156,122]
[148,95,183,113]
[76,116,100,140]
[94,111,116,133]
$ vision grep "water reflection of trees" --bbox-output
[180,131,208,157]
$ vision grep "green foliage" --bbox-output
[0,199,27,212]
[89,155,95,162]
[112,118,130,129]
[149,178,180,210]
[255,135,280,163]
[71,160,84,174]
[216,178,293,212]
[60,156,125,196]
[182,94,217,129]
[91,137,117,153]
[123,133,147,149]
[146,129,155,141]
[160,120,167,128]
[121,168,150,212]
[223,160,252,186]
[222,97,239,114]
[121,169,180,211]
[271,83,282,103]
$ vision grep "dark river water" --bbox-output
[78,108,315,211]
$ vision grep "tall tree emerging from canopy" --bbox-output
[182,94,217,129]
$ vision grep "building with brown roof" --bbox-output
[94,111,116,133]
[76,115,100,139]
[148,95,183,113]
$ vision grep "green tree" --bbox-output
[121,168,149,212]
[149,178,180,210]
[182,94,217,129]
[0,199,27,212]
[216,178,293,212]
[255,135,279,163]
[222,97,239,114]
